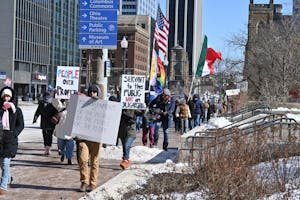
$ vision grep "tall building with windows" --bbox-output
[0,0,80,98]
[0,0,51,98]
[49,0,80,87]
[167,0,203,76]
[119,0,158,19]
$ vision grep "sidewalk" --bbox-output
[6,128,181,200]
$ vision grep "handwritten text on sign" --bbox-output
[121,75,146,109]
[56,66,80,99]
[64,95,122,145]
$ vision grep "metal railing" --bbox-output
[180,113,300,166]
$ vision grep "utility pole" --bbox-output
[95,49,108,100]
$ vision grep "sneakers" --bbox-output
[79,183,89,192]
[60,155,65,162]
[120,159,131,170]
[0,189,7,195]
[67,159,72,165]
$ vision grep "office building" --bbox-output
[167,0,203,77]
[0,0,80,98]
[0,0,51,98]
[119,0,158,19]
[49,0,80,87]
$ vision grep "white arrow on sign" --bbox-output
[82,13,87,18]
[82,1,87,6]
[82,37,87,42]
[82,25,87,30]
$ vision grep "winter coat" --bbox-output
[0,87,24,158]
[187,100,196,118]
[178,104,190,119]
[195,100,204,116]
[118,109,142,139]
[148,94,175,127]
[33,99,57,130]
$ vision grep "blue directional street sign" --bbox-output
[80,0,118,10]
[79,0,118,49]
[79,21,117,33]
[79,10,117,21]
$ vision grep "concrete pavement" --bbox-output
[3,102,181,199]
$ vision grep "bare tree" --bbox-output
[246,18,300,103]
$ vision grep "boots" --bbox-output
[120,159,131,169]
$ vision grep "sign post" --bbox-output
[79,0,118,49]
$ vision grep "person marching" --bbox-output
[175,98,191,134]
[0,87,24,195]
[77,85,102,192]
[149,88,175,151]
[33,92,56,155]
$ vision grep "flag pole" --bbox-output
[188,35,205,101]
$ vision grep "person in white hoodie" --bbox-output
[51,98,75,165]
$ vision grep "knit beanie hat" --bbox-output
[1,88,12,98]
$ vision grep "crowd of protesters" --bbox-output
[0,83,228,195]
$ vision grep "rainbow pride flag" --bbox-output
[157,55,165,87]
[149,49,158,86]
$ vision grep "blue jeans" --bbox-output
[121,136,136,160]
[57,138,75,160]
[189,118,195,130]
[154,120,169,146]
[181,118,189,133]
[195,114,201,126]
[0,157,11,190]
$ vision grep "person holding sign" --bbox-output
[118,109,143,169]
[77,85,102,192]
[149,88,175,151]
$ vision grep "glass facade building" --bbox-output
[167,0,202,76]
[49,0,80,87]
[119,0,158,19]
[0,0,80,98]
[0,0,51,98]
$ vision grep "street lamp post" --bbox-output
[120,36,128,74]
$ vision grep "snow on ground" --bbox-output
[255,157,300,200]
[87,108,300,200]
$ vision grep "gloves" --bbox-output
[33,116,37,124]
[91,96,99,100]
[2,102,11,110]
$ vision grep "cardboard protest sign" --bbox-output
[121,74,146,109]
[54,110,72,140]
[64,94,122,145]
[56,66,80,99]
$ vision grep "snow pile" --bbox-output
[207,117,232,128]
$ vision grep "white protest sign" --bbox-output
[64,94,122,145]
[121,74,146,109]
[56,66,80,99]
[54,110,72,140]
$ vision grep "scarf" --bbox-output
[2,102,16,130]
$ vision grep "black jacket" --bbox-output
[33,98,57,130]
[0,87,24,158]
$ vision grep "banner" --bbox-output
[56,66,80,99]
[121,74,146,109]
[64,94,122,145]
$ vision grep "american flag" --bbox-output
[154,6,169,56]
